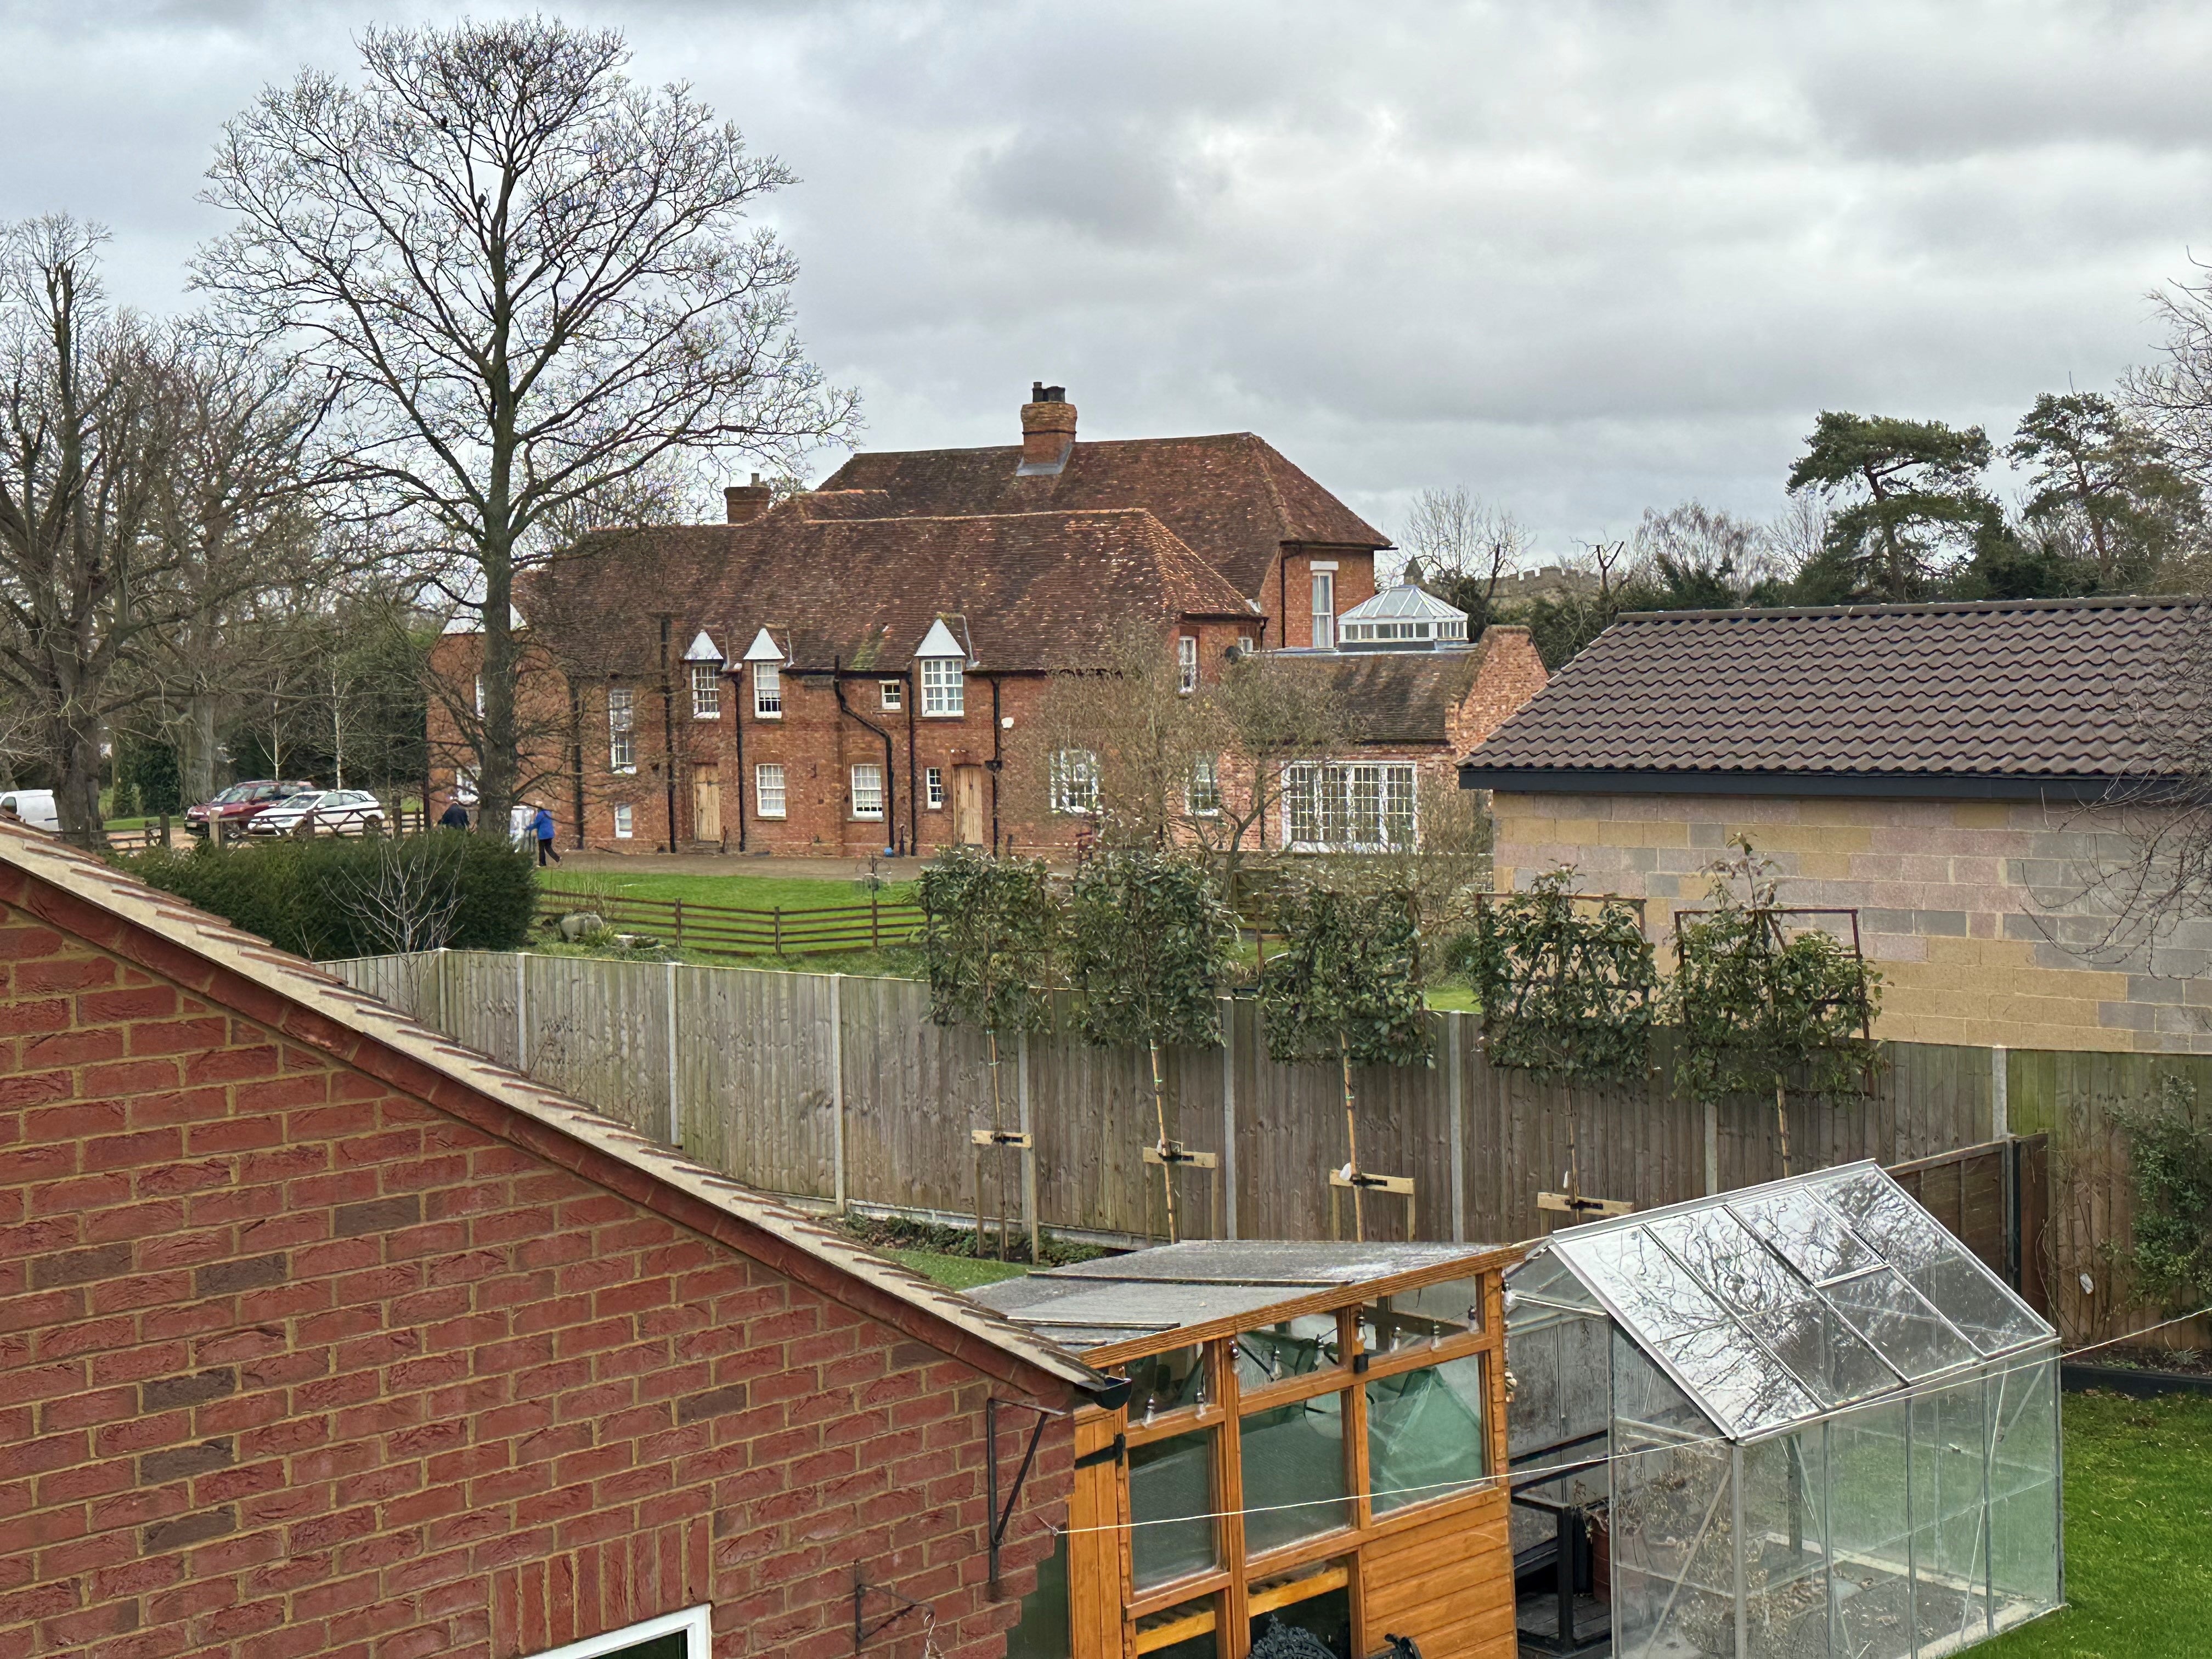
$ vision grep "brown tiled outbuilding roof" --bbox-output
[0,824,1103,1396]
[1272,646,1493,744]
[816,433,1389,599]
[521,505,1256,677]
[1459,596,2206,799]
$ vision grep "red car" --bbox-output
[184,780,318,840]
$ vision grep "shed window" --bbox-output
[753,663,782,718]
[1365,1352,1487,1516]
[1128,1428,1217,1589]
[1240,1391,1351,1554]
[607,689,635,774]
[921,657,964,717]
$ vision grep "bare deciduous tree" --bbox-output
[196,18,859,842]
[1398,487,1530,625]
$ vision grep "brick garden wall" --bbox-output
[1489,790,2210,1054]
[0,906,1071,1658]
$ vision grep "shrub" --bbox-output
[121,834,535,960]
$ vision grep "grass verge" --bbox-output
[882,1249,1034,1291]
[1985,1388,2212,1657]
[542,868,917,911]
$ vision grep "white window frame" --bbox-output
[524,1604,711,1659]
[473,676,484,718]
[612,804,634,840]
[608,688,636,774]
[881,680,904,712]
[1188,753,1221,817]
[753,663,782,719]
[1282,761,1417,851]
[850,763,885,820]
[1178,635,1199,694]
[1050,749,1100,816]
[755,764,787,819]
[1311,571,1336,649]
[691,663,721,720]
[920,657,964,718]
[925,766,945,810]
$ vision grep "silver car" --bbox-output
[245,789,388,837]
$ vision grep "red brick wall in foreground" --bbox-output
[0,907,1069,1659]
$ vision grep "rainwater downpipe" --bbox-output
[730,663,747,853]
[989,674,1003,854]
[657,617,678,851]
[832,658,899,856]
[905,663,918,856]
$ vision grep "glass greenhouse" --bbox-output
[1505,1162,2061,1659]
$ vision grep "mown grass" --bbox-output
[541,867,917,912]
[1984,1389,2212,1658]
[883,1249,1032,1291]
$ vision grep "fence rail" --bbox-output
[538,889,923,957]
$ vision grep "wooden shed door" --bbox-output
[692,765,722,841]
[954,765,985,846]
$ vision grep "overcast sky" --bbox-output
[5,0,2209,555]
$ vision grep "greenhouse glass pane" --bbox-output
[1367,1355,1487,1516]
[1240,1392,1350,1555]
[1910,1378,1991,1650]
[1506,1251,1601,1310]
[1814,1170,2046,1352]
[1741,1430,1830,1659]
[1610,1435,1736,1657]
[1128,1428,1217,1589]
[1988,1355,2062,1630]
[1828,1398,1916,1659]
[1650,1207,1814,1317]
[1567,1228,1818,1434]
[1612,1324,1716,1446]
[1730,1186,1876,1283]
[1987,1351,2059,1501]
[1823,1266,1979,1378]
[1758,1297,1901,1407]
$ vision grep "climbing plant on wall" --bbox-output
[919,848,1059,1251]
[2119,1075,2212,1312]
[1671,838,1882,1176]
[1450,865,1658,1205]
[1066,849,1238,1242]
[1258,883,1432,1240]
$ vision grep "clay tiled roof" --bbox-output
[816,433,1389,599]
[0,825,1103,1396]
[1273,646,1492,745]
[1460,596,2207,797]
[521,506,1257,677]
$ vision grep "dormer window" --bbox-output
[742,627,786,719]
[682,630,725,719]
[914,617,967,718]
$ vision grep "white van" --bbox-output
[0,790,59,832]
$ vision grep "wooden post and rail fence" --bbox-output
[534,888,923,958]
[320,949,2178,1342]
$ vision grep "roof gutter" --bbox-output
[1457,764,2160,803]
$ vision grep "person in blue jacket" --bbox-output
[532,805,560,866]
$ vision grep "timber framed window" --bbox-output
[1179,635,1199,693]
[752,663,782,719]
[691,663,721,719]
[1282,762,1416,851]
[921,657,964,717]
[612,804,633,839]
[608,689,636,774]
[1050,749,1099,816]
[926,767,945,810]
[755,764,787,819]
[881,680,904,711]
[850,763,884,820]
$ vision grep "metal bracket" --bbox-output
[853,1570,926,1651]
[986,1397,1068,1597]
[1072,1431,1126,1470]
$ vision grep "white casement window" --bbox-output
[881,680,904,712]
[608,688,636,773]
[850,763,885,820]
[755,764,787,819]
[524,1604,710,1659]
[691,663,721,719]
[1311,571,1336,649]
[753,663,782,719]
[1283,761,1417,850]
[1188,754,1221,816]
[921,657,964,717]
[612,804,633,840]
[1238,634,1255,654]
[1178,635,1199,694]
[1050,749,1100,816]
[926,767,945,809]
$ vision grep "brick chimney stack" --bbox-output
[724,473,771,523]
[1020,382,1076,469]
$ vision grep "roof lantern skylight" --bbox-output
[1336,561,1470,649]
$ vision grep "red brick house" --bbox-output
[431,387,1546,856]
[0,825,1107,1657]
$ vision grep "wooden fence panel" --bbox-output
[520,955,670,1137]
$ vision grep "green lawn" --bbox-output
[1985,1389,2212,1657]
[883,1248,1031,1291]
[541,868,917,911]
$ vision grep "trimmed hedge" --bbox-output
[121,834,535,961]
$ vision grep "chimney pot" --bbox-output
[1019,382,1077,471]
[724,481,772,523]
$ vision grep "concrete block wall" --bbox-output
[1489,790,2212,1054]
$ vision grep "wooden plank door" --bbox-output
[954,765,985,845]
[692,765,722,841]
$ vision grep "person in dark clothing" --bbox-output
[438,798,470,831]
[533,805,560,866]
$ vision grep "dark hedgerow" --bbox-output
[120,833,535,961]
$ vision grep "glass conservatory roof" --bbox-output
[1511,1161,2055,1442]
[1338,580,1470,624]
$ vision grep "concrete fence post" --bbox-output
[832,973,848,1212]
[1991,1045,2009,1140]
[516,952,528,1070]
[1448,1011,1466,1244]
[665,958,681,1149]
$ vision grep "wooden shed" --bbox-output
[970,1242,1522,1659]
